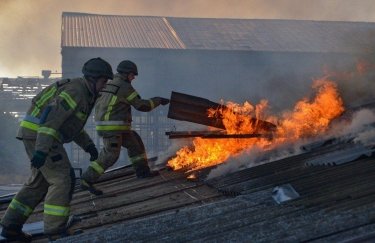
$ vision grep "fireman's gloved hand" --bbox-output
[160,98,170,105]
[31,151,48,169]
[154,97,169,106]
[85,144,98,161]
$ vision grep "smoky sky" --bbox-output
[1,0,375,77]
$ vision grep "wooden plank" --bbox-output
[166,130,266,139]
[167,91,276,132]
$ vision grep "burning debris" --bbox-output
[167,91,277,132]
[166,78,345,174]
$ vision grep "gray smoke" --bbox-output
[334,109,375,144]
[1,0,375,77]
[206,140,304,180]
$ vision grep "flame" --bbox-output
[167,78,344,172]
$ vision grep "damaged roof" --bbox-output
[1,100,374,242]
[1,127,375,242]
[62,12,375,53]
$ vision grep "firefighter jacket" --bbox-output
[17,78,96,154]
[95,73,162,136]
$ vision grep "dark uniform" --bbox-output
[81,60,169,190]
[0,58,113,241]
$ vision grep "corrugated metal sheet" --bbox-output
[53,138,375,243]
[61,12,185,49]
[1,135,375,242]
[168,18,375,52]
[62,12,375,53]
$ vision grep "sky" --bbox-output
[1,0,375,78]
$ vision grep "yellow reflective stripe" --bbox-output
[150,99,155,109]
[75,111,87,121]
[126,91,138,102]
[32,86,57,116]
[20,120,39,131]
[44,204,70,217]
[90,161,104,174]
[9,199,33,217]
[104,96,118,121]
[59,91,77,110]
[31,106,41,117]
[38,127,61,141]
[130,153,147,164]
[96,125,131,131]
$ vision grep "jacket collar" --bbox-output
[82,77,96,103]
[115,73,130,83]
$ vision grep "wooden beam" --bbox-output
[167,91,277,132]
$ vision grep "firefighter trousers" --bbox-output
[0,139,75,235]
[82,130,148,183]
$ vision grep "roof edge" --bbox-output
[61,11,375,24]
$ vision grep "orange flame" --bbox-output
[167,78,344,172]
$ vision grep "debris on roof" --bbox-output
[272,183,300,204]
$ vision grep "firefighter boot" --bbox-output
[80,179,103,196]
[1,224,32,242]
[135,165,160,178]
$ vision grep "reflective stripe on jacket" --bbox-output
[95,73,161,136]
[17,78,96,153]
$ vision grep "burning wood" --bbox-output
[167,91,277,133]
[166,79,345,172]
[166,131,272,139]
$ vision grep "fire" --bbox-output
[167,78,344,172]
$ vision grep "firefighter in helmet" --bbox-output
[0,57,113,241]
[80,60,169,195]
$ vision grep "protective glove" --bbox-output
[85,144,98,161]
[154,97,169,106]
[160,98,170,105]
[31,151,48,169]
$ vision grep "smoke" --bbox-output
[1,0,375,77]
[324,58,375,107]
[344,109,375,134]
[207,141,304,179]
[355,129,375,145]
[333,108,375,144]
[0,112,29,184]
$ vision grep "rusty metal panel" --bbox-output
[167,91,276,132]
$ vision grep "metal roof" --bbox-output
[62,12,375,53]
[61,12,185,49]
[55,137,375,243]
[1,104,374,242]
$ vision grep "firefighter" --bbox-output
[0,57,113,242]
[80,60,169,195]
